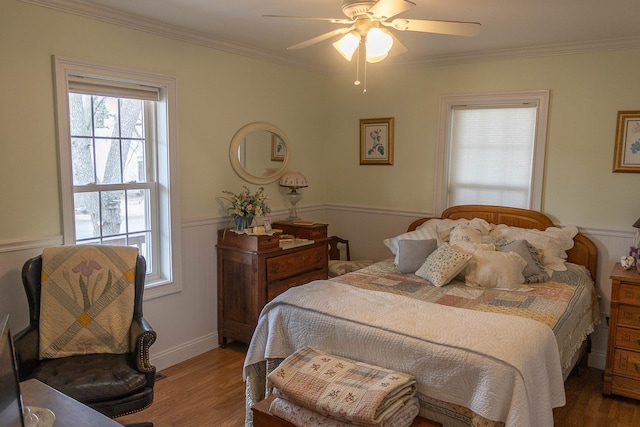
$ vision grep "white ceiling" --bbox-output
[29,0,640,71]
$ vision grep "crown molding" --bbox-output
[396,36,640,68]
[21,0,640,72]
[20,0,327,74]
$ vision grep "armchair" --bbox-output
[14,246,157,421]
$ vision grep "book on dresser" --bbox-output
[216,223,329,346]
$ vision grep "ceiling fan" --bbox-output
[265,0,481,64]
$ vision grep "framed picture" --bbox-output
[613,110,640,172]
[360,117,394,165]
[271,134,286,161]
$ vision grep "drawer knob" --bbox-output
[634,362,640,372]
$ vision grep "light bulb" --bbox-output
[333,32,360,61]
[365,28,393,63]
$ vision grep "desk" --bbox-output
[20,379,121,426]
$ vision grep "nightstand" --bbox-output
[604,263,640,399]
[216,227,329,346]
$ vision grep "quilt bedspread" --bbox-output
[331,259,600,376]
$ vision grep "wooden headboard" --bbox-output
[407,205,599,282]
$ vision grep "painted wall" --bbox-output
[325,51,640,230]
[1,0,639,370]
[0,0,330,368]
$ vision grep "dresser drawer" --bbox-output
[618,304,640,329]
[616,327,640,351]
[266,246,328,282]
[267,269,328,301]
[620,284,640,305]
[611,375,640,400]
[613,348,640,379]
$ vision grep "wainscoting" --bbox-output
[0,204,633,371]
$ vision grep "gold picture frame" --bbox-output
[360,117,394,165]
[271,134,286,161]
[613,110,640,172]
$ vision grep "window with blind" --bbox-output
[54,56,181,298]
[435,91,549,215]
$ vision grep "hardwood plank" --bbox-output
[118,343,640,426]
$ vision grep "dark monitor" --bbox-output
[0,315,25,427]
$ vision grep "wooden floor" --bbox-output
[118,342,640,427]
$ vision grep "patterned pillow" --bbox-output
[415,243,471,287]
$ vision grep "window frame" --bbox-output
[53,55,181,299]
[435,90,550,215]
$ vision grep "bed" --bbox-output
[243,205,600,427]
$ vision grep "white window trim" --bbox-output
[53,55,182,299]
[435,90,550,216]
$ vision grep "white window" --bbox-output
[53,56,181,298]
[435,91,549,215]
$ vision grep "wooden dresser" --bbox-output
[216,223,329,346]
[604,263,640,399]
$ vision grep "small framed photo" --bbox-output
[360,117,394,165]
[271,135,286,161]
[263,219,272,232]
[613,110,640,172]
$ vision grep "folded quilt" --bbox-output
[267,346,417,426]
[269,396,420,427]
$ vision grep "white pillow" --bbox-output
[384,218,491,265]
[489,224,578,274]
[464,249,527,290]
[415,243,472,287]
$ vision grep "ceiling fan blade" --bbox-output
[367,0,415,20]
[287,26,355,50]
[386,18,481,37]
[263,15,353,25]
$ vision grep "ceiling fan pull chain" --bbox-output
[354,43,361,86]
[363,46,368,94]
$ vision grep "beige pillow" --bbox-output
[415,243,471,287]
[465,249,527,290]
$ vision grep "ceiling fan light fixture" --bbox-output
[333,32,361,61]
[365,27,393,63]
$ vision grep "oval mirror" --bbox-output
[229,122,291,184]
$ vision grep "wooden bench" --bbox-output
[252,395,442,427]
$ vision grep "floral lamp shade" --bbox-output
[279,170,308,189]
[279,171,308,221]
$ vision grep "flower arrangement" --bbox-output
[222,186,270,231]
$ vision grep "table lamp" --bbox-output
[279,170,308,221]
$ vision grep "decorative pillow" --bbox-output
[415,243,471,287]
[496,239,549,283]
[465,249,527,290]
[384,218,491,264]
[449,223,494,246]
[489,224,578,273]
[396,239,438,274]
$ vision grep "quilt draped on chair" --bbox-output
[39,245,138,359]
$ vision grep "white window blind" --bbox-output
[68,76,160,101]
[448,105,537,208]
